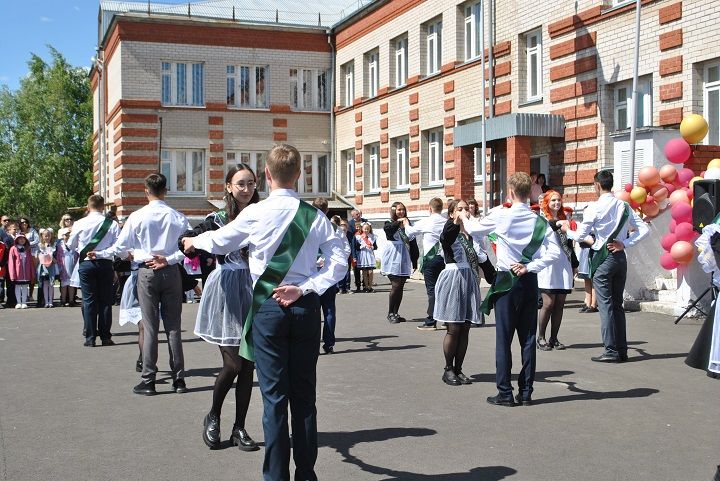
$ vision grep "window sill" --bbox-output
[603,1,637,15]
[161,104,205,109]
[365,191,381,197]
[425,71,441,79]
[518,97,544,107]
[609,126,665,138]
[291,108,331,113]
[423,183,445,189]
[390,187,410,193]
[226,106,270,112]
[166,192,207,197]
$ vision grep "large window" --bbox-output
[614,78,652,131]
[343,148,356,194]
[290,68,330,111]
[427,129,443,185]
[343,61,355,107]
[426,19,442,76]
[394,36,408,88]
[464,2,482,61]
[296,154,329,195]
[162,62,204,106]
[393,137,410,189]
[161,150,204,194]
[226,151,267,193]
[366,51,379,98]
[525,29,542,101]
[367,144,381,192]
[226,65,267,108]
[704,62,720,145]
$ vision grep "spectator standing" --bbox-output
[347,209,367,292]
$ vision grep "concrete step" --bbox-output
[623,300,702,318]
[657,289,680,303]
[655,277,677,290]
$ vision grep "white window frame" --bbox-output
[367,51,379,98]
[474,147,483,181]
[162,62,204,106]
[395,37,408,88]
[290,68,330,111]
[612,0,634,6]
[428,130,443,185]
[344,62,355,107]
[525,30,543,101]
[161,149,205,195]
[464,2,482,61]
[226,65,268,109]
[395,138,409,189]
[369,145,381,192]
[614,78,652,131]
[426,20,442,76]
[225,151,268,193]
[344,149,356,194]
[297,153,330,195]
[703,62,720,146]
[614,140,652,188]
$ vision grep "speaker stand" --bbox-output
[675,273,718,324]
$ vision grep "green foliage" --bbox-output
[0,46,93,228]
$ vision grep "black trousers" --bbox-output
[78,259,114,342]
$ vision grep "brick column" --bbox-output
[208,116,225,200]
[506,136,531,177]
[453,145,475,201]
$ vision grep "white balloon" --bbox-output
[704,168,720,180]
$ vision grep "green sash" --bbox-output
[80,217,114,260]
[589,204,630,278]
[397,227,411,252]
[480,216,548,315]
[239,201,316,361]
[458,234,480,279]
[419,242,440,273]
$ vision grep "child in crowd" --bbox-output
[355,222,377,292]
[9,233,34,308]
[37,228,58,308]
[56,227,78,306]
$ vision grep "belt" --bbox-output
[137,262,151,269]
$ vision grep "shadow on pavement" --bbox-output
[567,341,647,350]
[334,335,425,355]
[469,370,575,384]
[319,427,517,480]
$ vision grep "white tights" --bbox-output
[41,279,54,306]
[15,284,29,305]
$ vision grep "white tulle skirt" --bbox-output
[119,270,142,326]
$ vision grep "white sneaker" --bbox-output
[21,304,27,309]
[15,304,20,309]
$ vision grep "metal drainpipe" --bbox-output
[488,0,496,206]
[328,31,337,205]
[97,53,105,199]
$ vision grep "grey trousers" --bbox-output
[137,265,184,383]
[592,251,628,357]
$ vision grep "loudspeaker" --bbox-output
[693,179,720,232]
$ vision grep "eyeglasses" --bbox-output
[231,181,256,190]
[62,218,72,221]
[19,221,28,225]
[0,218,8,223]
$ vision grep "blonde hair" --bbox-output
[267,144,301,185]
[508,172,532,200]
[361,222,373,234]
[39,228,55,249]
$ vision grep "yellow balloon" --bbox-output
[689,176,704,190]
[708,158,720,170]
[680,114,709,144]
[630,186,647,204]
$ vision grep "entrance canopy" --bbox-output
[454,113,565,147]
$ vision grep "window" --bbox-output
[162,62,204,106]
[343,62,355,107]
[525,30,542,101]
[366,51,379,98]
[612,0,634,6]
[160,150,205,194]
[464,2,482,61]
[614,78,652,130]
[226,65,267,108]
[367,144,381,192]
[296,154,329,194]
[426,19,442,76]
[394,37,408,87]
[474,146,483,180]
[704,63,720,145]
[344,149,356,194]
[226,151,267,193]
[290,68,330,111]
[427,129,443,185]
[615,143,651,187]
[393,137,410,189]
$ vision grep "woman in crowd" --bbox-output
[181,163,260,452]
[435,199,483,385]
[381,202,417,324]
[536,191,578,351]
[355,222,377,293]
[18,217,39,302]
[577,233,598,313]
[59,214,74,230]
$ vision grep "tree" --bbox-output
[0,46,93,228]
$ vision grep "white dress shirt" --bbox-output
[464,203,561,273]
[67,211,120,261]
[567,193,649,250]
[405,212,447,255]
[191,189,348,296]
[96,200,190,265]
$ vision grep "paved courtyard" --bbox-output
[0,278,718,481]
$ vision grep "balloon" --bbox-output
[671,202,693,223]
[661,233,677,251]
[680,114,709,144]
[641,201,659,217]
[638,166,661,187]
[666,183,677,194]
[708,159,720,170]
[660,165,678,182]
[630,200,641,210]
[649,184,668,202]
[660,252,679,270]
[670,240,695,264]
[677,168,695,186]
[615,191,631,203]
[664,138,691,164]
[624,183,633,193]
[669,219,677,233]
[669,189,689,205]
[675,222,695,242]
[704,168,720,180]
[646,195,655,203]
[630,186,647,204]
[684,187,693,200]
[689,176,704,190]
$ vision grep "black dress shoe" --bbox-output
[83,339,95,347]
[515,393,532,406]
[101,339,115,346]
[230,426,259,451]
[395,315,406,323]
[486,394,515,407]
[619,353,629,362]
[579,305,589,313]
[387,314,401,324]
[203,412,221,449]
[442,367,461,386]
[322,346,334,354]
[133,381,156,396]
[454,369,472,385]
[173,379,188,393]
[591,353,621,363]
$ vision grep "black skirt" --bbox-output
[685,302,716,373]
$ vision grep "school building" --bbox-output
[93,0,720,222]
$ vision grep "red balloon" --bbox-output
[666,183,677,195]
[661,233,677,251]
[624,183,633,192]
[677,168,695,186]
[660,252,679,270]
[669,219,677,233]
[664,137,692,164]
[675,222,695,242]
[685,187,694,200]
[646,195,655,203]
[630,200,641,209]
[671,202,693,223]
[670,240,695,264]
